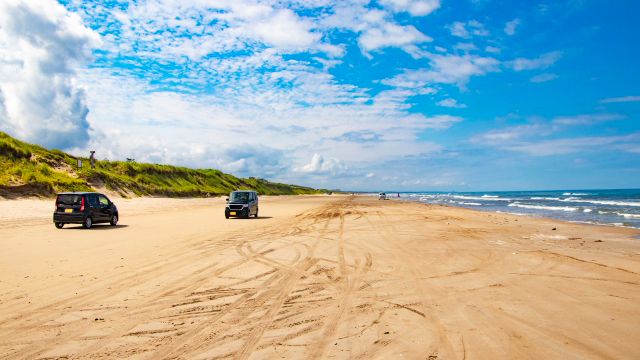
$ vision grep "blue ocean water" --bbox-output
[380,189,640,229]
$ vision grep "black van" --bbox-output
[225,190,258,219]
[53,192,119,229]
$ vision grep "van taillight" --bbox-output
[80,197,85,211]
[55,196,59,211]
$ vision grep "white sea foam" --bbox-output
[482,195,499,198]
[570,221,638,229]
[452,195,512,201]
[495,211,528,216]
[583,208,593,212]
[531,197,561,200]
[616,213,640,218]
[563,192,571,195]
[560,197,582,202]
[508,203,579,212]
[460,202,482,206]
[557,199,640,207]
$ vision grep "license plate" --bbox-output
[65,208,73,213]
[230,212,236,215]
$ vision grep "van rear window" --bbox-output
[57,195,83,205]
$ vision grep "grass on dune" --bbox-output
[0,132,324,198]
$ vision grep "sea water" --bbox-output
[380,189,640,229]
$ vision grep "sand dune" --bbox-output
[1,195,639,359]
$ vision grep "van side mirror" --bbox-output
[225,198,229,202]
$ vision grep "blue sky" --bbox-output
[0,0,638,191]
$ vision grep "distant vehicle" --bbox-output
[378,192,386,200]
[225,190,258,219]
[53,192,118,229]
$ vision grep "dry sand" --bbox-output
[1,195,640,359]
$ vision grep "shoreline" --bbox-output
[376,190,640,230]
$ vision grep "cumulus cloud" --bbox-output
[0,0,101,149]
[436,98,467,108]
[351,9,433,55]
[383,53,500,89]
[504,18,521,35]
[294,153,348,175]
[247,9,320,48]
[359,23,432,54]
[446,20,489,39]
[378,0,441,16]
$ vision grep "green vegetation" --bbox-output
[0,132,324,198]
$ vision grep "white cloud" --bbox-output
[383,53,501,89]
[436,98,467,108]
[378,0,441,16]
[551,114,625,125]
[470,115,635,156]
[453,43,478,52]
[446,20,489,39]
[504,134,640,156]
[71,60,458,182]
[485,46,501,53]
[507,51,563,71]
[359,22,432,54]
[446,22,470,38]
[471,124,551,145]
[294,153,348,175]
[0,0,101,149]
[530,73,559,83]
[248,9,320,48]
[598,95,640,104]
[504,18,521,35]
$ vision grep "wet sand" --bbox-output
[1,195,639,359]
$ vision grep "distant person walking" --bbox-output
[398,193,400,198]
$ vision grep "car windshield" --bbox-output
[229,192,250,202]
[57,194,83,205]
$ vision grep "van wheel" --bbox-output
[225,212,229,219]
[55,222,64,229]
[245,210,251,219]
[83,216,93,229]
[254,208,258,218]
[110,214,118,226]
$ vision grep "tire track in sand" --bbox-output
[232,206,339,360]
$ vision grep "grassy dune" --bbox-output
[0,132,324,198]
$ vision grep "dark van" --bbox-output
[225,190,258,219]
[53,192,119,229]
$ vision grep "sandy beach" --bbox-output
[1,195,639,359]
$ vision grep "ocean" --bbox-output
[377,189,640,229]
